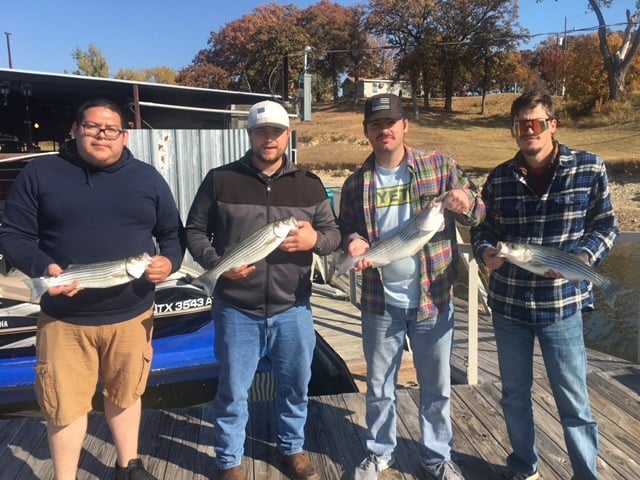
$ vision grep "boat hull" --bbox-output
[0,271,358,414]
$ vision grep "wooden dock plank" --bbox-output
[542,369,640,480]
[1,416,50,480]
[246,400,285,480]
[392,390,425,479]
[79,414,115,479]
[1,369,639,479]
[1,293,639,479]
[162,409,209,480]
[447,386,510,478]
[305,394,357,480]
[311,293,418,392]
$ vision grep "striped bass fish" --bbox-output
[336,199,445,277]
[496,241,630,308]
[23,252,152,303]
[192,216,299,296]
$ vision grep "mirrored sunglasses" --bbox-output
[511,118,552,137]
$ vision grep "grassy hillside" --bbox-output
[293,93,639,178]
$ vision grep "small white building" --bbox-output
[342,78,415,99]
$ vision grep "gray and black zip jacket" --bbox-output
[184,151,340,317]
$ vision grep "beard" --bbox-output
[521,145,544,157]
[253,149,283,164]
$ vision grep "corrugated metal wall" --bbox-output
[127,129,251,223]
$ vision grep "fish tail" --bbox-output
[333,251,353,277]
[600,279,632,309]
[191,272,219,297]
[23,277,48,303]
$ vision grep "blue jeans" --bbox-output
[493,311,599,479]
[211,299,316,469]
[362,301,454,465]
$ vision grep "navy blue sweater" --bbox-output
[0,141,184,325]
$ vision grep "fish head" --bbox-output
[416,198,445,232]
[273,216,299,238]
[126,252,153,279]
[496,242,531,262]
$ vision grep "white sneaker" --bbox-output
[354,454,395,480]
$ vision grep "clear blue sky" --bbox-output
[2,0,633,75]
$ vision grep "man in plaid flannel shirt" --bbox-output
[471,91,618,480]
[338,93,484,480]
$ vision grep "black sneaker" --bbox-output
[502,469,539,480]
[114,458,157,480]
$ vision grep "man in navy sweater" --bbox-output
[0,98,183,480]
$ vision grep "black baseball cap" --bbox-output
[363,93,405,124]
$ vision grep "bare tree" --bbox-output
[588,0,640,100]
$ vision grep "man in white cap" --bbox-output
[185,100,340,480]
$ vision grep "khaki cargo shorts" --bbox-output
[34,307,154,426]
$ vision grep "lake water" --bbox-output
[584,241,639,362]
[453,240,640,363]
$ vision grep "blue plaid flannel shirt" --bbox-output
[470,143,619,323]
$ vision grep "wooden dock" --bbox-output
[1,292,638,479]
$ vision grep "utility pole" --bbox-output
[4,32,13,69]
[301,46,312,121]
[282,54,289,102]
[561,16,567,97]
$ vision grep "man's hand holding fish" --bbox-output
[144,255,174,284]
[442,188,473,216]
[479,245,504,271]
[279,220,316,253]
[45,263,80,298]
[345,236,372,273]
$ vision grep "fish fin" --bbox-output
[191,272,218,297]
[529,260,547,269]
[23,277,47,304]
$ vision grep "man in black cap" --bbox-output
[338,93,484,480]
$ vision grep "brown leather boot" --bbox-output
[280,452,320,480]
[217,465,243,480]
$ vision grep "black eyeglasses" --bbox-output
[512,118,552,137]
[80,124,125,140]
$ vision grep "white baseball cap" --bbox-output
[247,100,290,130]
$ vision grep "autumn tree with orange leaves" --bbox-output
[300,0,382,101]
[366,0,525,113]
[537,0,640,102]
[194,4,309,94]
[175,0,637,111]
[178,1,386,101]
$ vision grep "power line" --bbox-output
[297,21,633,55]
